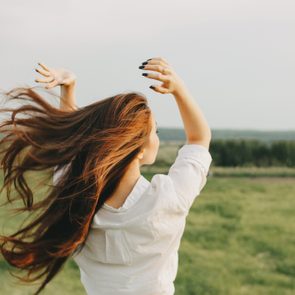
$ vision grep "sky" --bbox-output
[0,0,294,131]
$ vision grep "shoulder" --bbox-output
[150,173,173,192]
[148,173,188,214]
[149,144,213,214]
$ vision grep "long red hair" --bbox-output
[0,85,152,294]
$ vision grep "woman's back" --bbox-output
[53,143,213,295]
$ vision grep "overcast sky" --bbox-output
[0,0,294,131]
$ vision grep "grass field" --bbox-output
[0,172,294,295]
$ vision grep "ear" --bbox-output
[137,148,145,160]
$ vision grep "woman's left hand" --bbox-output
[34,62,77,89]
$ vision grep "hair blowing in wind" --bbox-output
[0,86,152,294]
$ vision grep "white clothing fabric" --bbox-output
[52,144,213,295]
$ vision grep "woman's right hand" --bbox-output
[139,57,187,95]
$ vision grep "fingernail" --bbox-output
[149,85,155,89]
[142,73,148,76]
[139,65,145,69]
[142,62,148,65]
[147,59,152,61]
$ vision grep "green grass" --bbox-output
[175,177,295,295]
[0,173,294,294]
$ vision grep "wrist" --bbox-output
[172,83,190,99]
[61,79,76,89]
[60,80,76,111]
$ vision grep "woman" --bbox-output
[0,57,212,294]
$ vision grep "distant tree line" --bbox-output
[208,139,295,167]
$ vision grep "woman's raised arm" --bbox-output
[139,56,211,150]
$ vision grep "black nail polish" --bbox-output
[147,59,152,61]
[149,85,155,89]
[142,62,148,65]
[142,73,148,76]
[139,65,145,69]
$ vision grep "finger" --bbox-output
[143,59,167,68]
[38,62,50,72]
[150,84,169,94]
[146,57,169,64]
[142,72,170,82]
[139,64,172,75]
[35,76,54,83]
[35,68,51,77]
[45,80,59,89]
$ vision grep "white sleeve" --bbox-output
[167,144,213,213]
[52,164,70,186]
[52,166,61,186]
